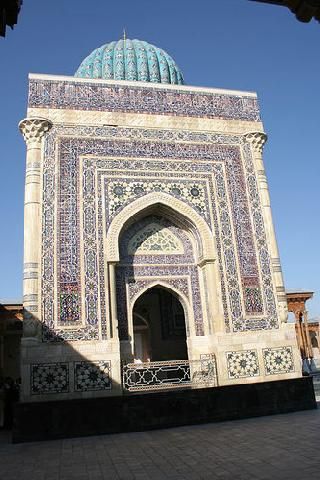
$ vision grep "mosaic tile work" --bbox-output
[263,347,294,375]
[29,79,260,121]
[242,142,278,329]
[116,215,202,338]
[75,39,184,85]
[31,362,69,394]
[106,178,208,222]
[226,350,259,379]
[41,123,278,342]
[119,216,194,264]
[58,141,81,326]
[74,361,111,391]
[98,161,263,331]
[127,223,184,255]
[128,276,190,305]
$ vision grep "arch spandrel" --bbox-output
[105,192,216,263]
[131,280,190,315]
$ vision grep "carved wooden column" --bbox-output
[19,118,52,342]
[245,132,287,323]
[295,311,306,359]
[287,291,314,372]
[303,309,313,359]
[295,310,308,360]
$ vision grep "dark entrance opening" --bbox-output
[132,286,188,362]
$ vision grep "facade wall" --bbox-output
[19,75,301,402]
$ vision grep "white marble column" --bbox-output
[108,262,118,339]
[200,259,225,333]
[245,132,287,323]
[19,118,52,342]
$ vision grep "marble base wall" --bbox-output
[20,340,122,402]
[13,376,316,443]
[20,323,301,402]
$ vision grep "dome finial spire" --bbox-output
[123,28,126,42]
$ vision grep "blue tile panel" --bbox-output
[40,124,278,343]
[28,79,260,121]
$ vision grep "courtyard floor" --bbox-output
[1,406,320,480]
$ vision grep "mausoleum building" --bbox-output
[19,38,301,402]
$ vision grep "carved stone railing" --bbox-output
[122,356,218,393]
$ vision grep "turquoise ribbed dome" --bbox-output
[75,39,184,85]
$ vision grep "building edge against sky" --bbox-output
[17,39,303,403]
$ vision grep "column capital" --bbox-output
[244,131,267,155]
[19,117,52,148]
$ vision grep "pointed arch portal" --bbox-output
[106,191,225,358]
[105,191,216,263]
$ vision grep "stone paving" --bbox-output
[1,407,320,480]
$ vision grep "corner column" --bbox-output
[19,118,52,342]
[245,132,287,323]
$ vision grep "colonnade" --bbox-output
[286,291,315,371]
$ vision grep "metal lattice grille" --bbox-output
[122,357,218,392]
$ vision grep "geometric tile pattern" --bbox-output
[127,223,184,255]
[120,216,193,264]
[29,78,261,122]
[74,39,184,85]
[117,238,204,338]
[40,124,278,340]
[107,179,208,220]
[38,85,278,342]
[116,215,204,338]
[31,362,69,394]
[74,361,111,392]
[242,142,278,329]
[263,347,295,375]
[226,350,259,379]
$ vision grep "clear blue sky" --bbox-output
[0,0,319,317]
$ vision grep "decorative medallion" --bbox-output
[226,350,259,379]
[263,347,294,375]
[31,363,69,394]
[74,361,111,391]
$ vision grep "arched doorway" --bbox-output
[132,313,150,362]
[132,286,188,362]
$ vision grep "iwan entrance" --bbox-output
[14,36,316,441]
[133,287,188,363]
